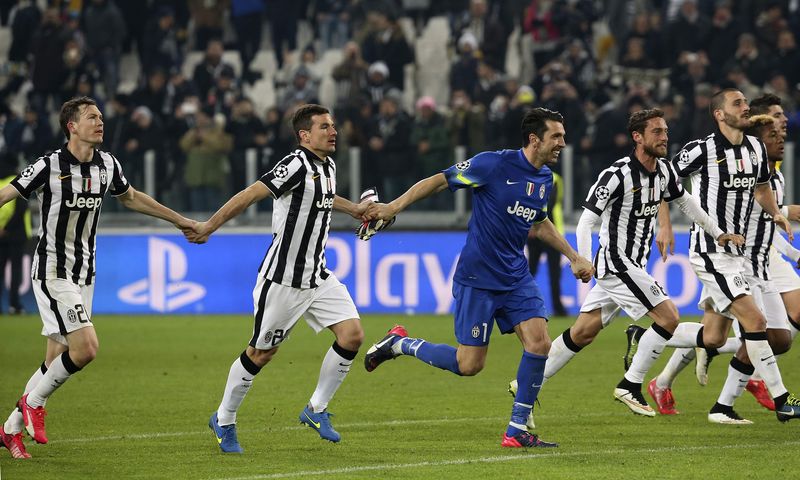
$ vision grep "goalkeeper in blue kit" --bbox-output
[362,108,594,447]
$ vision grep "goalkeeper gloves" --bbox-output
[356,186,396,241]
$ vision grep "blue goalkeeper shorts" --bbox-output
[452,278,548,347]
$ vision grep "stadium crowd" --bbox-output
[0,0,798,211]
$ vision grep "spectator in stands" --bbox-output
[188,0,227,51]
[263,105,290,163]
[559,39,595,97]
[689,82,715,138]
[724,32,771,86]
[0,158,30,315]
[579,91,628,180]
[132,68,170,122]
[775,29,800,89]
[659,96,690,155]
[180,109,233,211]
[28,7,71,115]
[411,96,450,177]
[764,72,797,112]
[620,37,655,69]
[18,107,54,160]
[123,106,165,188]
[104,94,135,155]
[473,61,504,108]
[540,79,587,147]
[451,0,508,71]
[449,32,480,99]
[266,0,301,68]
[361,8,414,90]
[231,0,265,84]
[83,0,126,99]
[59,39,100,104]
[672,51,710,103]
[365,90,413,200]
[707,1,742,72]
[625,13,664,69]
[140,6,183,75]
[485,92,510,149]
[523,0,567,70]
[277,66,320,113]
[446,88,486,158]
[0,0,41,100]
[755,1,788,49]
[206,65,241,118]
[314,0,351,50]
[274,45,322,99]
[226,97,267,193]
[723,64,759,102]
[666,0,710,63]
[192,39,233,101]
[332,41,370,120]
[362,61,395,109]
[165,69,198,117]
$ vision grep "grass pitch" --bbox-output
[1,314,799,479]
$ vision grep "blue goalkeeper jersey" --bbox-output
[443,149,552,291]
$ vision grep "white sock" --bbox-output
[718,337,741,354]
[717,357,753,406]
[744,335,788,398]
[309,343,357,413]
[665,323,703,347]
[217,352,261,426]
[4,363,48,434]
[624,324,671,384]
[656,348,695,389]
[27,353,80,408]
[543,331,580,380]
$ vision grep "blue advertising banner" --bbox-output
[5,231,767,316]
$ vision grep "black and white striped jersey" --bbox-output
[583,154,685,276]
[10,146,129,285]
[258,146,336,289]
[672,129,769,255]
[746,169,784,280]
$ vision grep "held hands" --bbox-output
[356,187,397,241]
[570,257,594,283]
[183,221,213,244]
[715,233,745,248]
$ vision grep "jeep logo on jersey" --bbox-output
[507,200,540,223]
[634,201,660,217]
[118,237,206,312]
[64,193,103,210]
[315,195,335,209]
[722,175,756,190]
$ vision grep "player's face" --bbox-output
[718,91,750,130]
[536,120,566,166]
[70,104,104,145]
[640,117,668,158]
[767,105,788,138]
[761,125,785,162]
[302,113,337,156]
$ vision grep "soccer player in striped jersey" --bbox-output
[0,97,194,459]
[362,108,595,448]
[651,96,800,422]
[651,89,800,423]
[186,104,370,452]
[507,109,742,424]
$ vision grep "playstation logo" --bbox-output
[118,237,206,312]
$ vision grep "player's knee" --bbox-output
[72,342,98,367]
[339,325,364,351]
[248,347,277,367]
[523,337,551,356]
[458,360,484,376]
[657,315,679,333]
[570,324,599,347]
[768,331,792,355]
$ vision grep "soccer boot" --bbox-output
[0,426,31,459]
[299,406,341,442]
[613,387,656,417]
[695,348,712,386]
[208,412,243,453]
[745,379,775,411]
[501,431,558,448]
[776,394,800,422]
[708,403,752,425]
[647,378,679,415]
[507,379,536,430]
[623,324,646,371]
[364,325,408,372]
[18,394,47,444]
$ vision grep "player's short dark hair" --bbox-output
[708,88,741,119]
[60,96,98,140]
[521,107,564,147]
[292,104,331,143]
[749,93,782,116]
[628,108,664,138]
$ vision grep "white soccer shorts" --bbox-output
[769,248,800,294]
[32,278,95,346]
[249,274,359,350]
[690,252,751,319]
[732,274,790,334]
[580,266,669,327]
